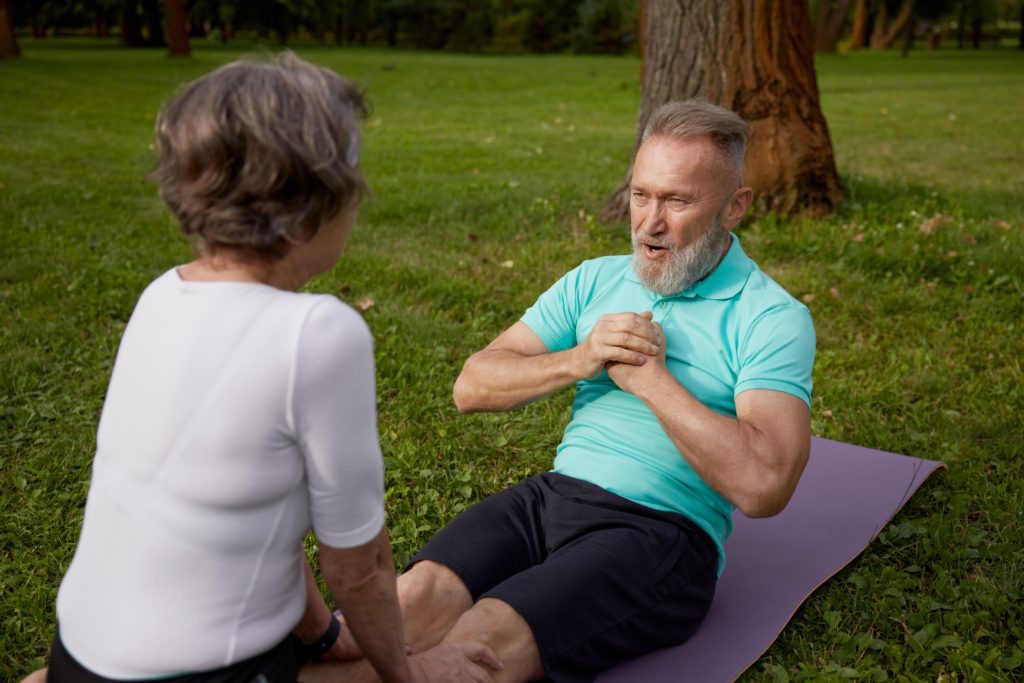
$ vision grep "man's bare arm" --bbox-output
[453,313,661,413]
[607,333,810,518]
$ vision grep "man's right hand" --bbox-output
[574,310,661,379]
[409,641,504,683]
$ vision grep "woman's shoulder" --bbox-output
[297,293,373,348]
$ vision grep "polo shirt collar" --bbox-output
[624,233,755,300]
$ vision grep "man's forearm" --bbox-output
[453,346,585,413]
[632,372,809,518]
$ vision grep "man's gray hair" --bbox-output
[641,98,749,181]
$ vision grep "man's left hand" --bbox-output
[606,321,668,398]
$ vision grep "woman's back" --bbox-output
[56,269,384,678]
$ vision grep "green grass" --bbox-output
[2,39,1023,681]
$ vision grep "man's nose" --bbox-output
[637,201,666,235]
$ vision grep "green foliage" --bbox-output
[572,0,636,54]
[1,41,1023,681]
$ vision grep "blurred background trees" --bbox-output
[3,0,1021,59]
[1,0,637,53]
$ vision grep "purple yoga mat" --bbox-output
[596,437,946,683]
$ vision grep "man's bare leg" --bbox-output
[397,560,474,651]
[300,561,475,682]
[442,598,544,683]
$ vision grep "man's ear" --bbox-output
[722,186,753,229]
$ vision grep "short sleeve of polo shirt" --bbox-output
[520,262,590,351]
[735,303,815,408]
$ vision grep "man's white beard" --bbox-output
[631,215,728,296]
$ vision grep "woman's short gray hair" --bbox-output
[151,51,368,260]
[641,98,749,181]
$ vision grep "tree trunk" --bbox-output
[870,0,914,50]
[165,0,190,56]
[900,11,915,57]
[142,0,164,46]
[122,1,144,46]
[0,0,19,58]
[30,9,45,38]
[847,0,869,50]
[1019,5,1023,49]
[971,17,982,48]
[957,2,966,48]
[638,0,646,64]
[814,0,852,53]
[603,0,841,220]
[94,9,112,39]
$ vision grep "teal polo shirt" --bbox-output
[520,235,815,574]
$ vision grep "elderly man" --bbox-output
[310,98,815,683]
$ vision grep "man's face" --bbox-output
[629,135,740,296]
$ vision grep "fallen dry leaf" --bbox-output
[961,233,977,245]
[830,287,840,299]
[990,219,1011,230]
[467,233,479,241]
[500,260,515,269]
[802,294,816,304]
[851,233,865,243]
[355,298,375,312]
[918,214,953,234]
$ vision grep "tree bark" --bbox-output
[94,13,110,38]
[165,0,190,56]
[0,0,19,58]
[847,0,869,50]
[603,0,841,220]
[900,9,915,57]
[122,1,144,46]
[957,2,966,48]
[814,0,852,53]
[870,0,914,50]
[142,0,164,46]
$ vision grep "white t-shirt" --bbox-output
[56,269,386,677]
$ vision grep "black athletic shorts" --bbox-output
[408,472,718,683]
[47,625,299,683]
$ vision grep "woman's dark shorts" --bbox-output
[408,472,718,683]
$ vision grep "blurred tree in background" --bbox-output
[4,0,640,53]
[6,0,1022,52]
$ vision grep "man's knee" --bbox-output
[396,560,474,651]
[399,560,472,613]
[445,598,544,682]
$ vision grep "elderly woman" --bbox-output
[26,53,500,683]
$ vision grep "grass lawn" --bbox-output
[1,39,1022,681]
